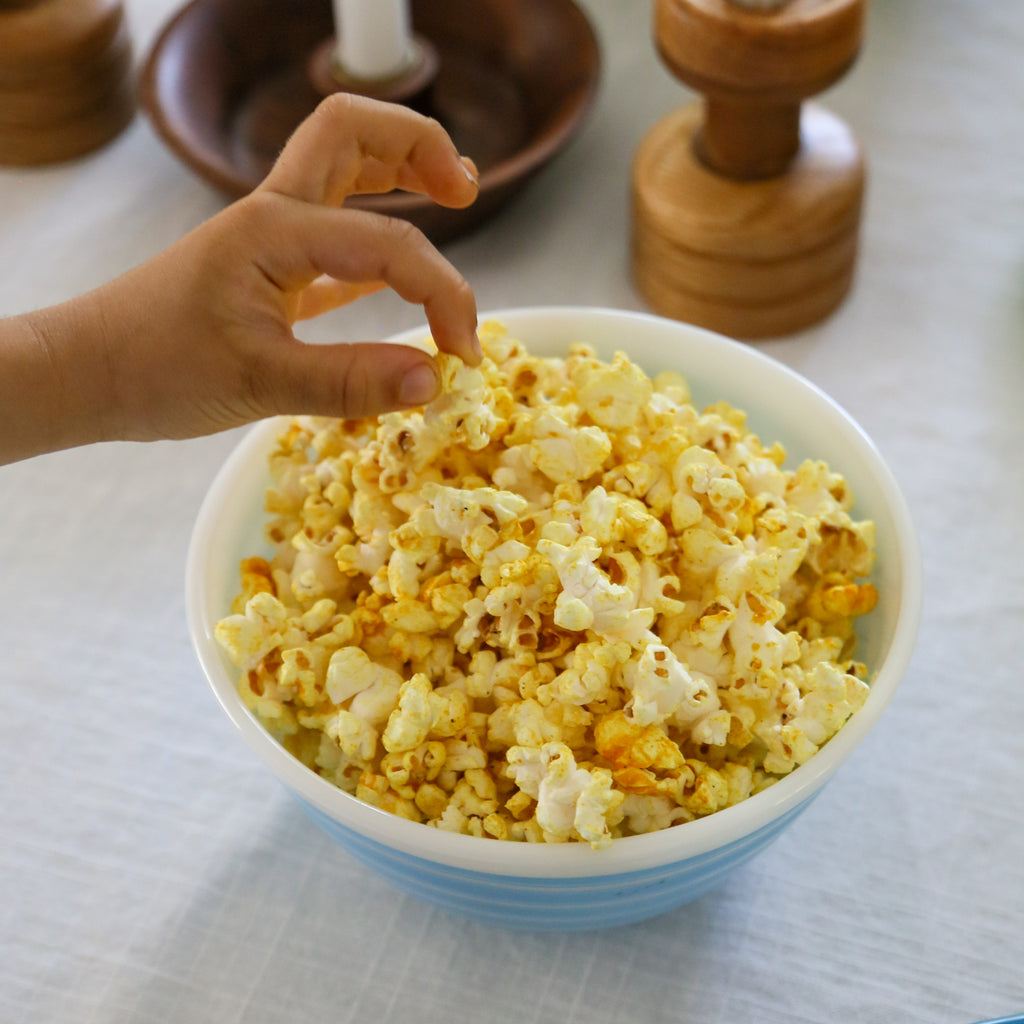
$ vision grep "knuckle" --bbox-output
[450,273,474,304]
[240,346,279,416]
[237,189,280,228]
[421,114,445,136]
[314,91,357,124]
[339,350,379,420]
[383,215,426,251]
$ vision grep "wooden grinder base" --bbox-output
[0,0,134,166]
[631,0,867,339]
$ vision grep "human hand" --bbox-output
[1,95,480,463]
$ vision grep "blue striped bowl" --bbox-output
[187,307,922,931]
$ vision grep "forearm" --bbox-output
[0,292,121,465]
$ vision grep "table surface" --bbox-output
[2,2,1023,1022]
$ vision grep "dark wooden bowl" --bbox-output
[138,0,600,243]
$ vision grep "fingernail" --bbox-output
[399,362,439,406]
[469,330,483,363]
[461,157,479,187]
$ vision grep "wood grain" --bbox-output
[0,0,133,166]
[631,0,867,338]
[137,0,600,244]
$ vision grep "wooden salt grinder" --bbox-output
[0,0,133,166]
[631,0,867,339]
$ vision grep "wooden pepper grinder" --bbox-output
[631,0,867,339]
[0,0,134,166]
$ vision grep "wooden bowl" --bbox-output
[138,0,600,243]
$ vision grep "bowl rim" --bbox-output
[187,305,923,878]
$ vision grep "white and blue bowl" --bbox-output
[187,306,922,931]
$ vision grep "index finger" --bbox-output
[239,192,481,365]
[260,93,479,208]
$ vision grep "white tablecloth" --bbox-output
[2,2,1023,1022]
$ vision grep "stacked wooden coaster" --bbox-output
[0,0,134,166]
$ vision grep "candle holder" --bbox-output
[139,0,600,244]
[0,0,134,166]
[306,33,439,112]
[630,0,867,339]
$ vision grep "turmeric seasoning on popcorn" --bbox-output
[215,321,878,849]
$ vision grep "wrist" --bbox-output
[0,293,122,464]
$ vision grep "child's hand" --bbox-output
[1,95,481,463]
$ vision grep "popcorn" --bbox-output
[621,644,719,731]
[571,350,653,429]
[541,639,630,707]
[539,535,655,643]
[215,591,289,672]
[382,674,437,753]
[218,321,879,848]
[506,743,622,847]
[529,409,612,484]
[594,710,685,771]
[326,646,396,704]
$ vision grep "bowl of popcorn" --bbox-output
[187,306,921,931]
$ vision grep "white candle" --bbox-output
[333,0,413,80]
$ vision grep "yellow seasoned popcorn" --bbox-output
[215,321,879,849]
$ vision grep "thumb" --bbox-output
[243,337,441,422]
